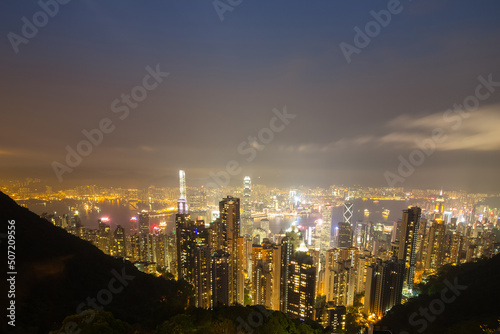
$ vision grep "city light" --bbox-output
[3,2,499,330]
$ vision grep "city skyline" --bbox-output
[2,1,500,332]
[2,168,499,332]
[22,170,499,326]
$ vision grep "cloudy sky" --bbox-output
[1,0,499,192]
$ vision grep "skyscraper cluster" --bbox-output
[46,181,499,327]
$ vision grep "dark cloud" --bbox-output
[0,0,499,192]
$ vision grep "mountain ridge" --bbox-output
[0,191,192,333]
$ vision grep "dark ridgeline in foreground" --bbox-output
[0,191,192,333]
[377,253,500,334]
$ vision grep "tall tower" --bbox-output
[219,196,241,305]
[364,258,404,317]
[242,176,252,236]
[319,205,333,252]
[337,222,353,249]
[178,170,188,214]
[179,170,186,199]
[138,212,151,261]
[436,190,445,215]
[425,219,446,271]
[211,250,230,307]
[113,225,126,258]
[398,207,421,294]
[195,246,212,308]
[286,248,316,320]
[138,212,150,234]
[280,236,294,313]
[343,201,353,227]
[176,170,193,281]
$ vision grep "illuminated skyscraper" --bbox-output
[195,246,211,308]
[137,212,153,262]
[219,196,242,305]
[175,170,193,282]
[450,232,463,265]
[175,213,195,282]
[364,258,404,317]
[356,251,373,295]
[236,236,250,303]
[324,248,358,306]
[242,176,252,236]
[179,170,186,199]
[343,201,353,227]
[337,222,353,249]
[178,170,188,214]
[391,220,402,243]
[211,249,230,307]
[97,218,111,255]
[138,212,150,234]
[320,204,333,252]
[435,190,445,214]
[280,236,293,313]
[289,190,297,209]
[129,233,140,262]
[425,219,446,271]
[153,232,168,268]
[354,221,371,250]
[252,241,274,308]
[113,225,126,258]
[398,207,421,294]
[320,304,346,332]
[286,246,316,321]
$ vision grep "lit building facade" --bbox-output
[398,206,421,293]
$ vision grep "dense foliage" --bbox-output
[378,255,500,334]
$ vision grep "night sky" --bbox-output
[1,0,500,191]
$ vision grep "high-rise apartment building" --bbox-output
[211,249,230,307]
[398,207,421,293]
[113,225,126,258]
[280,236,294,313]
[337,222,353,249]
[286,248,316,321]
[364,258,404,317]
[425,219,446,271]
[219,196,242,305]
[195,246,212,308]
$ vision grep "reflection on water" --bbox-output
[23,198,413,234]
[339,198,411,224]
